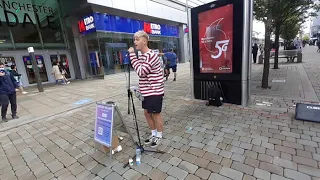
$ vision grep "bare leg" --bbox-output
[144,110,156,130]
[152,113,163,132]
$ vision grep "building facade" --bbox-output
[0,0,208,86]
[310,0,320,41]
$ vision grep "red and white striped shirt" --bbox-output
[130,50,164,97]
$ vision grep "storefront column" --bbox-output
[179,25,186,63]
[69,17,87,79]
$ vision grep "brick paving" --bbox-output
[1,47,320,180]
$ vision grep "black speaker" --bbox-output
[295,103,320,122]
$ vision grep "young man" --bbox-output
[128,30,165,148]
[0,63,19,122]
[163,49,178,81]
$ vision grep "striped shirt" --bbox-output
[130,50,164,97]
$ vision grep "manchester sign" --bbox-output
[0,0,57,29]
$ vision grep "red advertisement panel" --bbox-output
[198,5,233,73]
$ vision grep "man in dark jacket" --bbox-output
[252,43,259,63]
[0,63,19,122]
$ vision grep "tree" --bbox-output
[302,34,310,42]
[254,0,319,88]
[272,0,316,69]
[254,0,276,88]
[280,16,302,47]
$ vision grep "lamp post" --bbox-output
[28,47,44,92]
[186,0,194,99]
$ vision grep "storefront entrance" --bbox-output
[0,50,75,86]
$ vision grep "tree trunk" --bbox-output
[262,12,272,89]
[273,21,280,69]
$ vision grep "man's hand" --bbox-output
[0,72,5,77]
[15,89,19,92]
[128,47,134,53]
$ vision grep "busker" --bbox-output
[128,30,165,148]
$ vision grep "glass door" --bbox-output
[50,54,71,78]
[59,54,71,78]
[23,55,48,84]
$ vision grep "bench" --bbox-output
[270,50,298,62]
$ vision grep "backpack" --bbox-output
[206,83,224,107]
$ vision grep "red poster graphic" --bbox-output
[198,5,233,73]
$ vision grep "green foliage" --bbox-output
[302,34,310,41]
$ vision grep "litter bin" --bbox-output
[297,52,302,63]
[258,55,263,64]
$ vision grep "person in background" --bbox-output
[57,59,70,84]
[252,43,259,63]
[294,37,302,50]
[52,62,66,85]
[10,65,28,95]
[0,63,19,122]
[317,41,320,53]
[160,48,178,81]
[128,30,165,148]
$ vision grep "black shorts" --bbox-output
[142,95,164,113]
[166,65,177,72]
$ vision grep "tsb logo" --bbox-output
[78,16,96,33]
[144,22,161,35]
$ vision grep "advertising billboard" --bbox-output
[191,0,245,105]
[198,4,233,74]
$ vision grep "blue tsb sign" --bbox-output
[79,12,179,37]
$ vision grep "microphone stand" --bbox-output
[123,54,165,168]
[127,63,131,114]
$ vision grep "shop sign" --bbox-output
[144,22,161,35]
[78,15,96,34]
[0,0,57,29]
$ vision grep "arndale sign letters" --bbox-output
[0,0,57,29]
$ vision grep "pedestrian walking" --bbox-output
[0,63,19,122]
[10,65,28,95]
[317,41,320,53]
[252,43,259,63]
[57,59,70,84]
[52,62,66,85]
[128,30,165,148]
[160,48,178,81]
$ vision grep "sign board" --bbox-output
[191,0,245,105]
[80,12,179,37]
[78,14,96,35]
[94,103,114,147]
[144,22,161,35]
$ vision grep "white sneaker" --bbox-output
[22,91,28,94]
[67,81,70,84]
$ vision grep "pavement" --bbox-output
[1,46,320,180]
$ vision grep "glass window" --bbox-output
[39,0,65,46]
[0,24,14,50]
[97,32,133,75]
[0,0,65,49]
